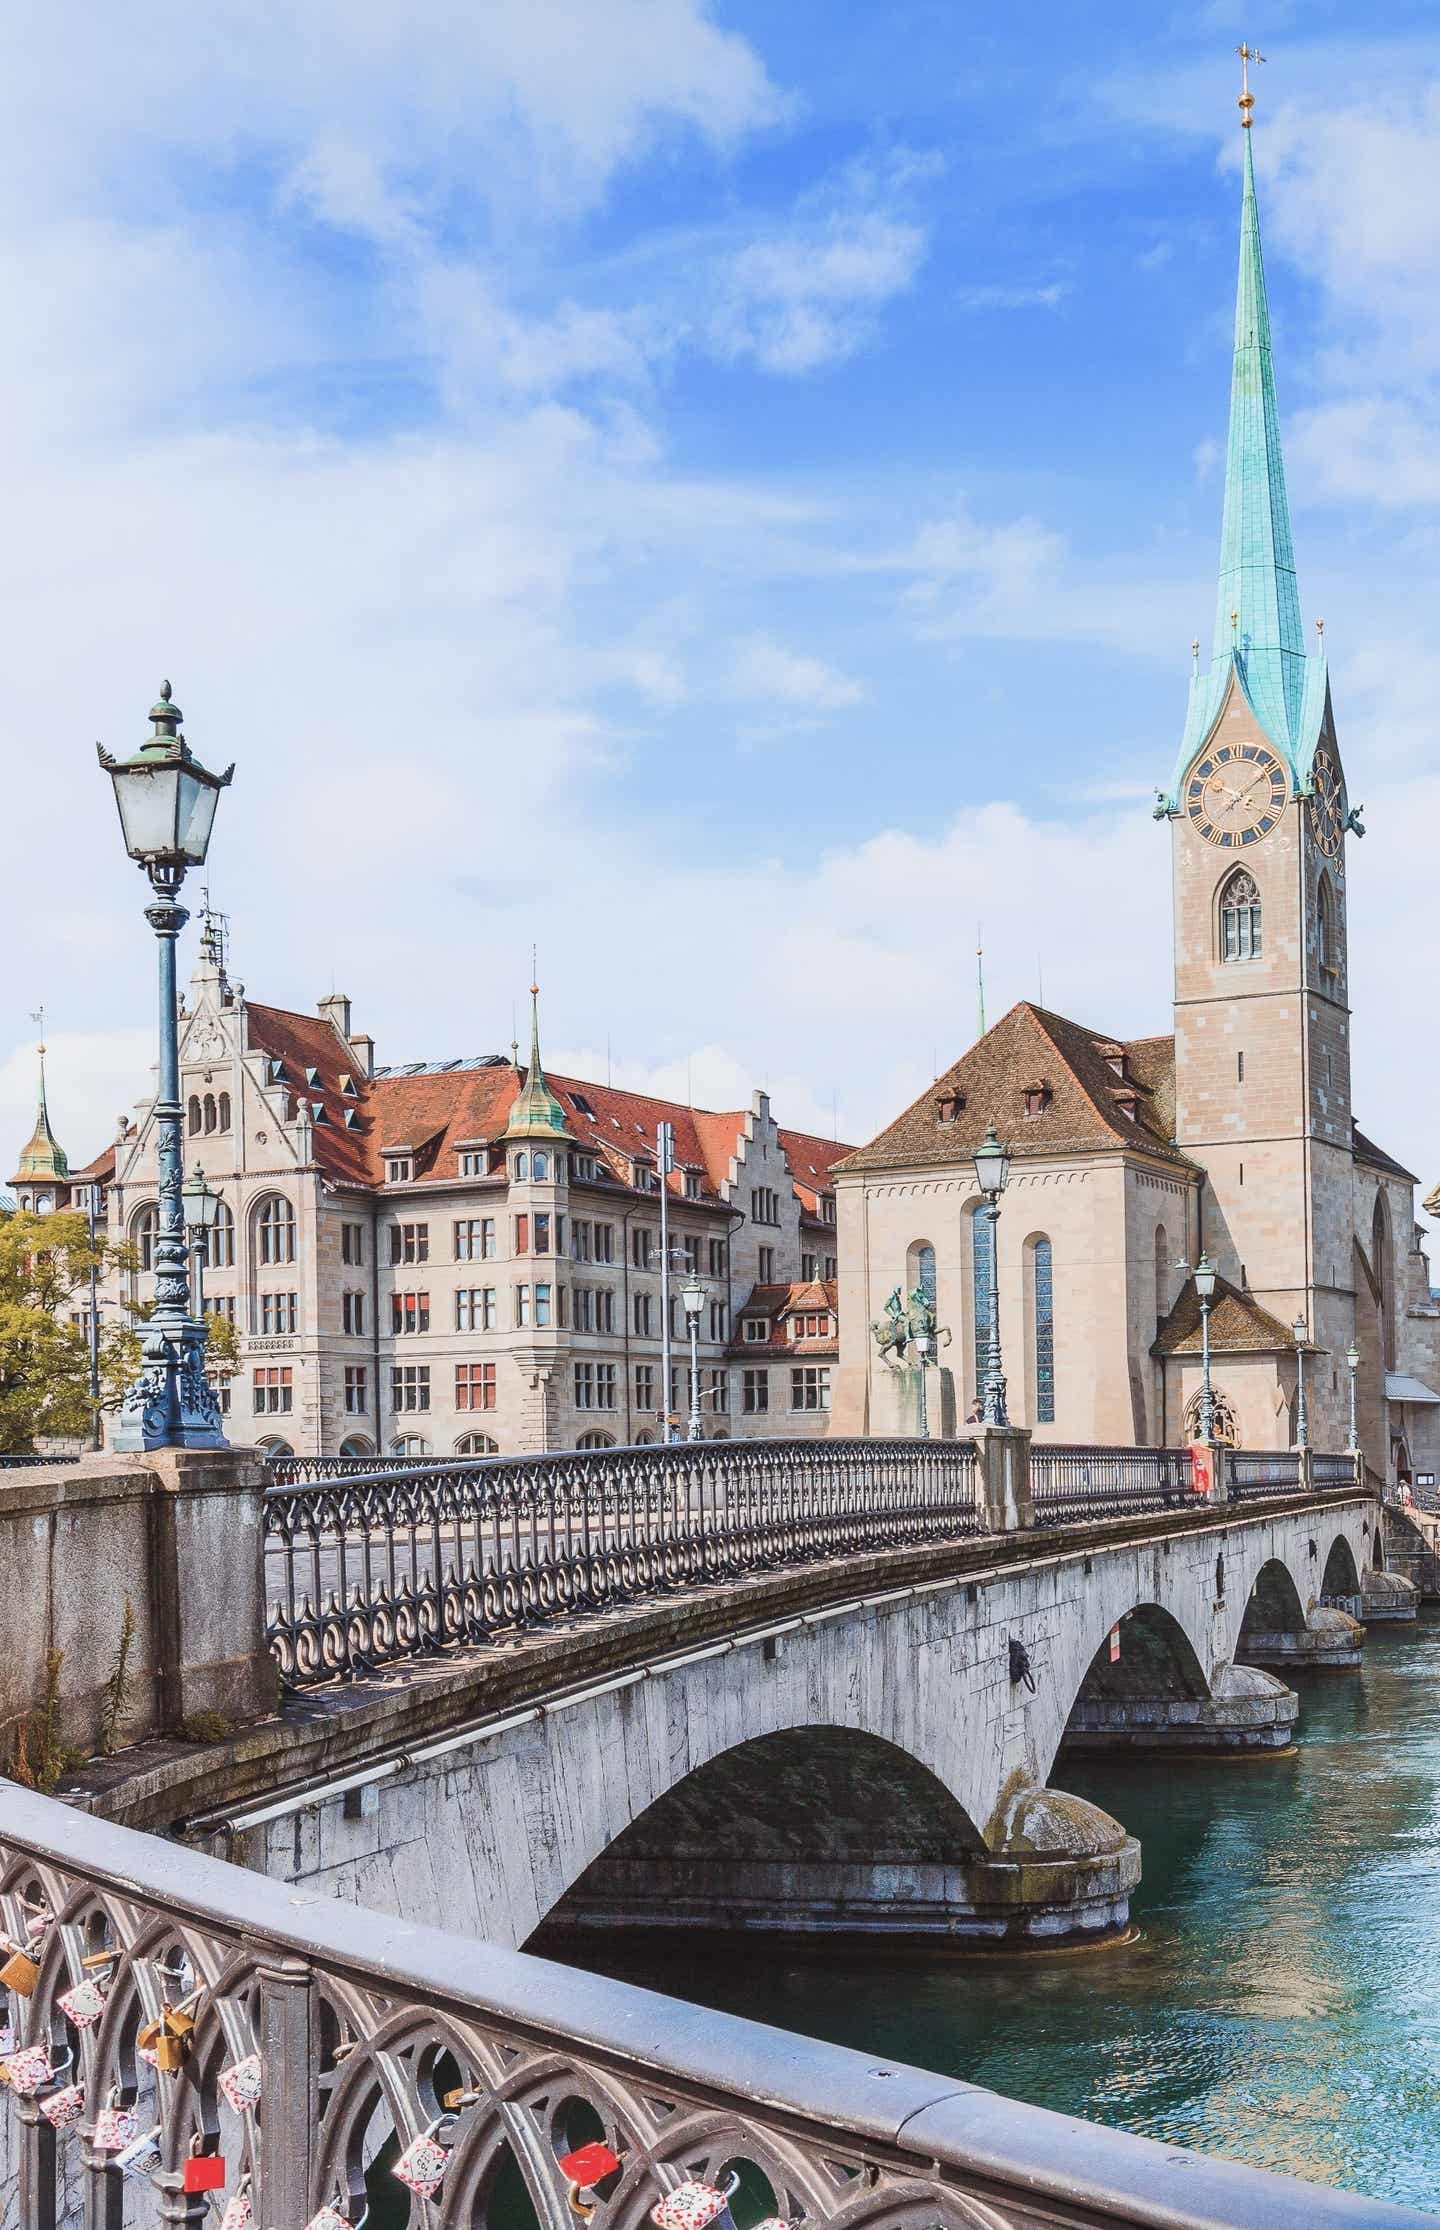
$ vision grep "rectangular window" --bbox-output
[683,1171,702,1200]
[534,1213,551,1254]
[535,1283,552,1328]
[743,1318,768,1343]
[709,1300,728,1342]
[459,1150,486,1177]
[514,1214,529,1255]
[758,1244,775,1283]
[386,1157,412,1184]
[573,1287,594,1332]
[824,1255,837,1281]
[709,1368,729,1415]
[635,1362,655,1414]
[455,1288,497,1332]
[801,1251,816,1283]
[596,1362,618,1410]
[260,1292,298,1334]
[202,1294,236,1322]
[572,1220,592,1262]
[574,1361,594,1410]
[790,1366,830,1412]
[342,1290,365,1336]
[252,1366,293,1414]
[634,1292,653,1337]
[632,1226,654,1270]
[454,1218,484,1260]
[390,1222,429,1265]
[391,1364,430,1412]
[750,1186,780,1225]
[344,1365,367,1414]
[683,1236,700,1274]
[456,1362,496,1411]
[516,1285,531,1328]
[341,1222,364,1266]
[391,1291,430,1335]
[821,1195,836,1224]
[742,1368,769,1414]
[596,1288,615,1333]
[594,1223,615,1265]
[1237,1051,1245,1084]
[708,1237,727,1277]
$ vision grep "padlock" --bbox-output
[181,2153,227,2194]
[218,2181,254,2230]
[0,1946,40,1997]
[218,2051,263,2113]
[112,2124,163,2182]
[394,2116,454,2199]
[58,1976,108,2028]
[92,2098,140,2155]
[559,2140,622,2217]
[650,2171,740,2230]
[38,2082,86,2130]
[0,2043,69,2098]
[138,2002,195,2073]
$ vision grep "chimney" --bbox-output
[351,1033,376,1078]
[318,992,352,1040]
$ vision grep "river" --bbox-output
[590,1614,1440,2216]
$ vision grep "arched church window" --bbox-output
[218,1091,232,1132]
[907,1240,936,1307]
[1373,1190,1396,1370]
[203,1093,217,1134]
[132,1205,157,1277]
[969,1203,994,1399]
[1030,1236,1055,1424]
[188,1095,202,1136]
[201,1197,235,1270]
[1316,871,1338,979]
[1184,1386,1238,1445]
[1220,869,1262,962]
[1154,1224,1170,1325]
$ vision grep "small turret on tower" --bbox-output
[10,1019,70,1211]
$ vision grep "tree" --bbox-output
[0,1210,139,1452]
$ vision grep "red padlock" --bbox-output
[559,2143,620,2189]
[182,2155,227,2194]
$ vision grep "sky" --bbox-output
[4,0,1438,1209]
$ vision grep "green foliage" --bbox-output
[176,1710,233,1745]
[0,1208,138,1451]
[11,1649,72,1793]
[99,1597,137,1757]
[202,1309,240,1379]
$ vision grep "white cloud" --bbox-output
[733,640,867,711]
[955,282,1071,311]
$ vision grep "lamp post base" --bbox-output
[113,1323,228,1452]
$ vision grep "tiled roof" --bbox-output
[1353,1123,1417,1186]
[244,1002,380,1185]
[1153,1274,1303,1358]
[777,1129,850,1214]
[837,1004,1196,1176]
[728,1279,840,1358]
[69,1142,118,1185]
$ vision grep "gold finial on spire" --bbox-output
[1230,608,1239,633]
[1236,41,1265,127]
[1191,638,1201,675]
[1316,616,1325,639]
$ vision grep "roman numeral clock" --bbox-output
[1185,742,1288,847]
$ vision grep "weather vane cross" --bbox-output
[1236,41,1266,125]
[28,1006,45,1055]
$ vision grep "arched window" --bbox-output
[906,1240,936,1307]
[256,1436,294,1460]
[203,1093,217,1134]
[969,1202,994,1402]
[532,1151,549,1182]
[390,1434,431,1458]
[188,1096,202,1136]
[256,1196,296,1265]
[576,1430,615,1450]
[131,1205,157,1281]
[514,1151,528,1181]
[1154,1223,1171,1325]
[1220,869,1262,962]
[1373,1189,1396,1370]
[339,1435,375,1459]
[199,1197,235,1269]
[455,1432,498,1456]
[1029,1235,1055,1425]
[218,1091,232,1132]
[1316,871,1338,978]
[1184,1386,1238,1445]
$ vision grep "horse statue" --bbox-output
[870,1286,910,1362]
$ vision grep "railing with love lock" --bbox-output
[0,1779,1426,2230]
[262,1437,985,1687]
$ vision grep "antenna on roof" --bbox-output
[197,888,230,986]
[976,927,986,1040]
[1037,953,1045,1007]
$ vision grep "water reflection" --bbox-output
[580,1618,1440,2215]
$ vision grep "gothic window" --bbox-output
[576,1430,616,1450]
[218,1092,232,1132]
[1154,1224,1170,1325]
[1316,871,1338,979]
[969,1203,993,1399]
[1030,1236,1055,1424]
[199,1197,235,1269]
[907,1241,936,1307]
[203,1093,217,1134]
[1373,1190,1396,1370]
[532,1151,549,1181]
[132,1205,157,1276]
[187,1096,202,1135]
[1184,1387,1238,1445]
[1219,868,1262,962]
[455,1432,499,1456]
[256,1195,297,1265]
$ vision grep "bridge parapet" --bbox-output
[0,1778,1427,2230]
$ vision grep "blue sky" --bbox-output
[4,0,1438,1200]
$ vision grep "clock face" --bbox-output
[1184,742,1288,849]
[1309,746,1346,859]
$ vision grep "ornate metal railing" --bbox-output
[269,1452,445,1483]
[0,1455,80,1470]
[0,1781,1424,2230]
[264,1437,983,1687]
[1030,1444,1193,1527]
[1230,1449,1306,1497]
[1313,1451,1361,1487]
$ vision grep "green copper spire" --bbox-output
[14,1041,69,1184]
[1210,127,1305,749]
[504,984,570,1141]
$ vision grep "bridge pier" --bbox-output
[1238,1604,1365,1671]
[1063,1661,1299,1757]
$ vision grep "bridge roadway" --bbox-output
[163,1477,1376,1955]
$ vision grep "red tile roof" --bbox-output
[1153,1274,1309,1357]
[728,1279,840,1357]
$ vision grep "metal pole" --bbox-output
[86,1196,102,1451]
[916,1335,930,1439]
[686,1305,702,1442]
[981,1200,1008,1426]
[1348,1355,1359,1454]
[114,869,225,1451]
[1295,1341,1309,1450]
[657,1122,675,1443]
[1200,1296,1214,1443]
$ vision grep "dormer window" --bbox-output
[820,1194,836,1224]
[937,1092,966,1125]
[459,1150,486,1176]
[305,1066,322,1088]
[1113,1091,1138,1120]
[343,1107,363,1130]
[264,1057,288,1086]
[634,1163,657,1193]
[573,1153,597,1181]
[569,1090,596,1117]
[683,1170,702,1199]
[386,1155,413,1184]
[743,1318,770,1343]
[1023,1082,1052,1118]
[338,1072,358,1097]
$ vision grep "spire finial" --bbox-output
[1191,638,1201,675]
[976,927,986,1037]
[1236,41,1265,126]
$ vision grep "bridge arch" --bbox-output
[1067,1603,1210,1716]
[1321,1533,1362,1600]
[1238,1557,1308,1644]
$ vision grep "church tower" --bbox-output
[1157,65,1362,1445]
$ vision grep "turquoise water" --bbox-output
[592,1616,1440,2215]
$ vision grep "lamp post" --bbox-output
[1194,1254,1218,1444]
[682,1272,705,1443]
[656,1121,676,1441]
[100,681,233,1451]
[973,1123,1011,1427]
[1346,1340,1360,1455]
[913,1321,935,1439]
[1292,1313,1309,1451]
[182,1163,222,1321]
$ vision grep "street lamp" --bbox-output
[100,681,233,1450]
[682,1273,705,1443]
[1292,1313,1310,1451]
[1194,1254,1218,1444]
[182,1163,222,1319]
[973,1123,1011,1427]
[1346,1340,1360,1455]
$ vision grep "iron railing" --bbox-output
[0,1780,1425,2230]
[0,1455,80,1470]
[1230,1449,1306,1497]
[1030,1443,1193,1527]
[264,1436,983,1686]
[1313,1451,1361,1487]
[269,1451,446,1483]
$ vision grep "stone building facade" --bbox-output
[57,956,849,1459]
[831,112,1440,1486]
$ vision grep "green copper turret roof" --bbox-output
[13,1049,69,1184]
[1161,125,1327,809]
[503,989,571,1141]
